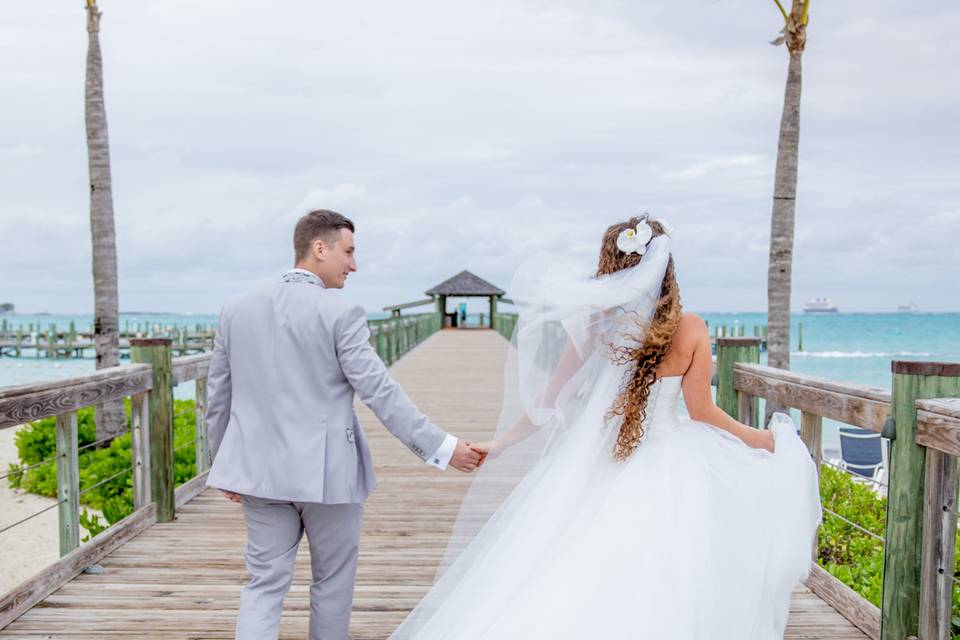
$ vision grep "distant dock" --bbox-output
[0,320,215,359]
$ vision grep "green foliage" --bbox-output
[7,399,201,535]
[817,465,886,606]
[817,465,960,639]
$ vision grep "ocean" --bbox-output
[2,311,957,454]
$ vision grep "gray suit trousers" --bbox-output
[236,496,364,640]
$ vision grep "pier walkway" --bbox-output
[1,331,867,638]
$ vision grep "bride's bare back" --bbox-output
[655,312,774,452]
[655,312,705,379]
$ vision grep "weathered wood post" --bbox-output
[880,361,960,640]
[716,337,761,424]
[195,377,209,473]
[386,323,396,366]
[374,326,386,363]
[130,391,151,510]
[130,338,175,522]
[916,398,960,640]
[55,411,80,556]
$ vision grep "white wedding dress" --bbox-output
[391,235,822,639]
[392,373,822,640]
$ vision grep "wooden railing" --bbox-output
[367,313,442,366]
[715,339,960,640]
[0,338,211,629]
[492,312,518,341]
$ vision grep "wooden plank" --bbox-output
[917,397,960,420]
[0,365,152,430]
[805,563,880,640]
[918,448,958,640]
[174,471,209,510]
[171,353,211,386]
[733,363,891,432]
[0,504,157,630]
[195,377,209,473]
[800,411,823,472]
[55,411,80,557]
[737,390,757,427]
[130,392,151,511]
[916,399,960,457]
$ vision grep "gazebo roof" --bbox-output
[425,270,505,297]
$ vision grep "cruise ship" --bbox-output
[803,297,839,314]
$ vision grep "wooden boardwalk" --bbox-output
[0,330,868,639]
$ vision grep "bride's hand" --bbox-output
[754,430,775,453]
[470,439,502,465]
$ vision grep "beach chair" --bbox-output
[836,426,888,497]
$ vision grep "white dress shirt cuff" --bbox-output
[426,434,458,470]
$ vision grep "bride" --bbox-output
[391,215,822,639]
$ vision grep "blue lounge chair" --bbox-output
[838,426,885,484]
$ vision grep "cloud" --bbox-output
[0,0,958,314]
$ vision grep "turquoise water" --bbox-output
[2,312,957,390]
[2,312,957,451]
[700,312,959,389]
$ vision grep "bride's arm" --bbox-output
[681,317,774,452]
[476,339,584,456]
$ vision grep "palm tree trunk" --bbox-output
[85,2,124,440]
[764,49,802,421]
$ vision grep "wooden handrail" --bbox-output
[0,364,153,430]
[916,397,960,456]
[732,362,891,432]
[172,352,211,385]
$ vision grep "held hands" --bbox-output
[467,439,501,463]
[449,439,487,473]
[221,490,242,503]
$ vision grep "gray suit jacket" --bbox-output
[205,271,449,504]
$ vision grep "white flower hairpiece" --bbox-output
[616,221,653,255]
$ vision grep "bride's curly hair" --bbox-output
[598,215,682,461]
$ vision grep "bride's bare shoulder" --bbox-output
[673,312,708,344]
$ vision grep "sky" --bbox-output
[1,0,958,314]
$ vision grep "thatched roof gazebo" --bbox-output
[383,270,507,328]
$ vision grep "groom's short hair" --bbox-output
[294,209,355,260]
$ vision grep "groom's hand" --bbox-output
[449,439,483,472]
[221,490,242,503]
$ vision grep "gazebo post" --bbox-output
[489,295,497,328]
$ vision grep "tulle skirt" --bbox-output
[391,401,822,639]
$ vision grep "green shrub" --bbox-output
[7,399,201,540]
[817,465,960,639]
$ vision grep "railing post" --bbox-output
[881,361,960,640]
[919,444,958,640]
[716,337,761,424]
[195,377,209,473]
[800,411,823,473]
[55,411,80,556]
[131,338,175,523]
[131,391,151,510]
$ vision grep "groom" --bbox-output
[204,209,483,640]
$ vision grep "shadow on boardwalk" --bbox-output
[0,330,866,638]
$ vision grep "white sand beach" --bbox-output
[0,425,99,595]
